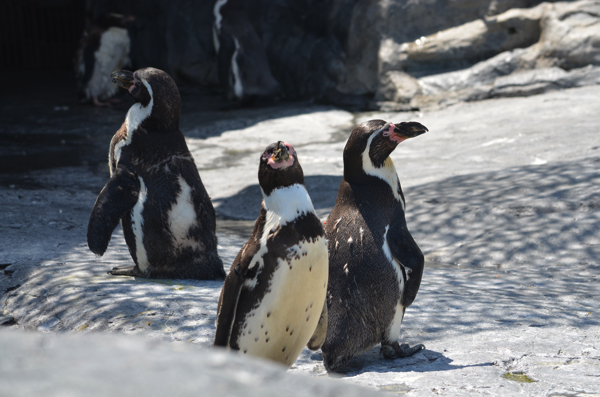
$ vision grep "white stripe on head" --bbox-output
[113,80,154,168]
[361,128,405,210]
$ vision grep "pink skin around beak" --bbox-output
[128,72,137,93]
[382,123,407,144]
[264,142,296,169]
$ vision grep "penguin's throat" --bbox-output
[262,184,315,226]
[362,141,405,204]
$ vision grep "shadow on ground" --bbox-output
[0,70,340,173]
[215,175,342,220]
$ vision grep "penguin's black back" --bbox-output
[320,119,427,371]
[324,176,407,346]
[116,121,223,280]
[88,67,224,280]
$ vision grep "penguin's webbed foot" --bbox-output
[92,97,112,107]
[109,266,144,277]
[380,341,425,360]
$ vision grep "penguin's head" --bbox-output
[112,67,181,130]
[343,119,427,180]
[258,141,304,195]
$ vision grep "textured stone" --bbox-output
[536,0,600,69]
[2,83,600,396]
[379,0,600,108]
[0,330,382,397]
[375,71,422,103]
[87,0,598,106]
[381,4,545,76]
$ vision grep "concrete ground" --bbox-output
[1,78,599,395]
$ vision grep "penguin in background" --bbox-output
[87,67,225,280]
[214,141,328,367]
[321,120,428,372]
[212,0,282,102]
[75,13,135,107]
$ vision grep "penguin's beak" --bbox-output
[111,70,134,90]
[392,122,428,139]
[271,142,290,163]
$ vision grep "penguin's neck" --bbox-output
[262,184,315,227]
[125,93,154,134]
[361,132,403,204]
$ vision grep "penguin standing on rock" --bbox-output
[87,67,225,280]
[321,120,428,372]
[214,141,328,367]
[212,0,282,102]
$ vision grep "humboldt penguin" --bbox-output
[75,13,134,107]
[212,0,282,102]
[87,67,225,280]
[321,119,428,372]
[214,141,328,366]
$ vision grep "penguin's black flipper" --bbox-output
[213,261,244,347]
[87,164,140,256]
[387,210,424,308]
[214,251,260,347]
[214,207,266,347]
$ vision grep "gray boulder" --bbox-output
[380,3,545,76]
[379,0,600,108]
[0,330,382,397]
[374,70,422,103]
[535,0,600,69]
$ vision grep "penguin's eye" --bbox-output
[262,152,270,160]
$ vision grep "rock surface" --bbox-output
[380,0,600,108]
[87,0,600,107]
[0,330,382,397]
[1,84,599,395]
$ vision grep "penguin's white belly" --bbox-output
[131,176,149,272]
[87,27,130,99]
[382,226,407,342]
[168,176,200,252]
[237,237,328,366]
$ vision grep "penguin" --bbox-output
[75,13,134,107]
[87,67,225,280]
[214,141,328,367]
[212,0,282,102]
[321,119,428,372]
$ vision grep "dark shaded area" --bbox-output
[215,175,343,220]
[0,70,127,173]
[85,0,363,103]
[0,67,336,174]
[0,0,86,71]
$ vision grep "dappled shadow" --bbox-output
[3,151,599,353]
[406,156,600,269]
[401,156,600,339]
[2,227,245,346]
[0,164,245,344]
[214,155,600,344]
